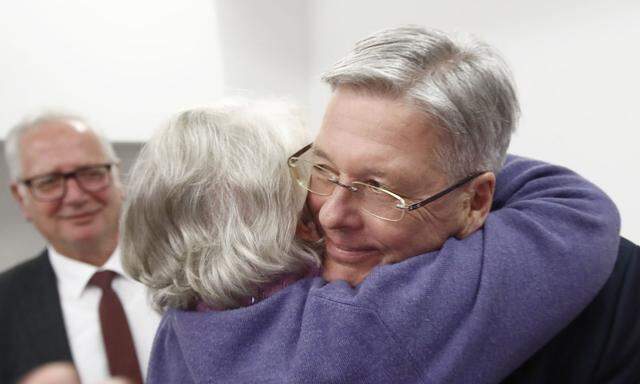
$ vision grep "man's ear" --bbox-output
[11,183,33,221]
[112,166,125,199]
[296,201,321,242]
[114,180,125,200]
[455,172,495,239]
[296,220,321,242]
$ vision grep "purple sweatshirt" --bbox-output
[147,156,620,383]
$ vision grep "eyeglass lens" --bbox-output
[290,159,405,221]
[28,165,112,201]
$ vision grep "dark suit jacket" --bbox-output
[0,250,72,383]
[504,237,640,383]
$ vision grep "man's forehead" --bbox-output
[313,88,446,192]
[317,90,438,154]
[22,122,102,151]
[328,89,432,134]
[20,122,109,176]
[322,111,416,150]
[30,118,89,134]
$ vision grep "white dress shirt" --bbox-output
[48,246,161,384]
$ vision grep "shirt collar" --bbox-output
[47,245,130,299]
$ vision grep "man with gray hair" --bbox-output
[306,25,639,382]
[0,113,160,383]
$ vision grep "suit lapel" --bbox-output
[17,250,73,366]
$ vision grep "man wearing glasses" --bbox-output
[0,114,159,383]
[292,26,638,382]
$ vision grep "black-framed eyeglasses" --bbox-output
[287,143,485,222]
[20,164,116,202]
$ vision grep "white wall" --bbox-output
[214,0,309,105]
[0,0,226,141]
[308,0,640,242]
[0,0,310,140]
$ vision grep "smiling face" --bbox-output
[309,87,475,284]
[11,121,122,265]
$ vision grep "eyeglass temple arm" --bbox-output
[406,172,486,211]
[289,143,313,160]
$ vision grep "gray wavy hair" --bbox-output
[322,25,520,178]
[121,99,320,311]
[4,111,119,181]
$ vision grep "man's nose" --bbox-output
[62,177,90,204]
[317,185,363,231]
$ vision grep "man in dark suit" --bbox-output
[0,248,73,380]
[0,113,159,383]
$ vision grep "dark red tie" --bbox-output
[89,270,143,384]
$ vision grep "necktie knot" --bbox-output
[89,270,117,290]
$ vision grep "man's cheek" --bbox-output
[42,202,62,217]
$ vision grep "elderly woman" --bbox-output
[122,99,618,383]
[121,100,320,311]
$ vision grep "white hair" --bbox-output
[3,111,119,181]
[121,99,320,310]
[322,25,520,179]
